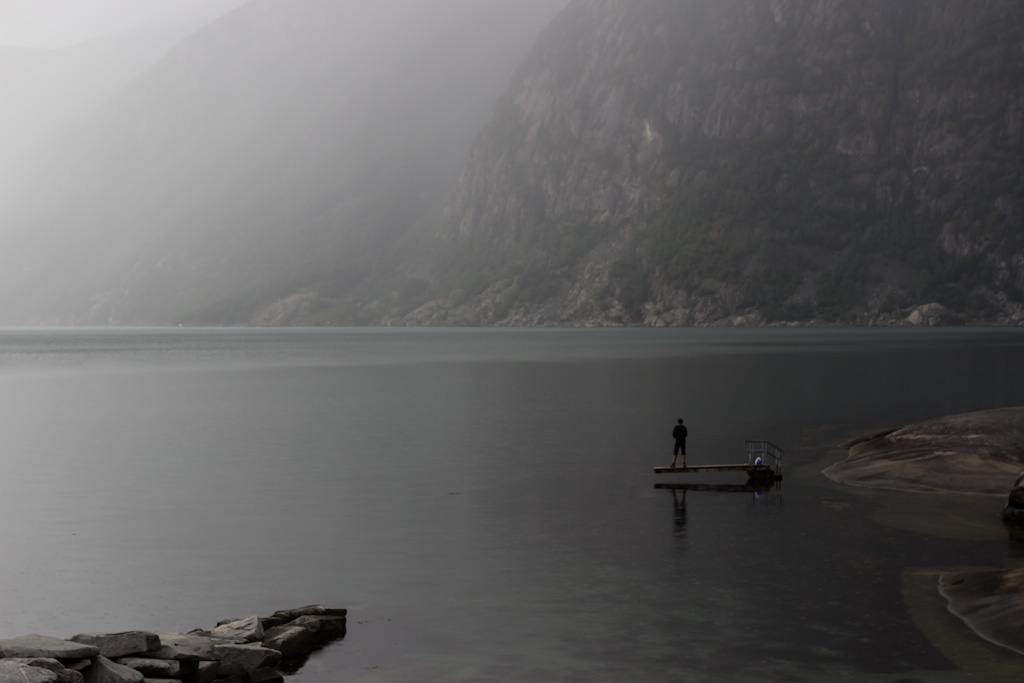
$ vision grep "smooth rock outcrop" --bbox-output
[939,567,1024,655]
[69,633,159,660]
[824,407,1024,494]
[0,635,100,661]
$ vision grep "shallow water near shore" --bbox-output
[2,327,1024,681]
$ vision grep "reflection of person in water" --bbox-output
[672,488,687,533]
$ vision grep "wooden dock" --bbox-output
[653,441,785,483]
[653,464,771,474]
[653,482,772,493]
[653,464,780,482]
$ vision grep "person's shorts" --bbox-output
[674,442,686,455]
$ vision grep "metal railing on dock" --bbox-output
[745,440,784,481]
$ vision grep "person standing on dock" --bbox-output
[671,418,688,467]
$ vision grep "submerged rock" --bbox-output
[824,407,1024,494]
[939,567,1024,656]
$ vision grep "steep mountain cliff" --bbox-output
[2,0,1020,328]
[378,0,1024,327]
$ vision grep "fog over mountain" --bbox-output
[1,0,1021,327]
[0,26,201,172]
[0,0,565,325]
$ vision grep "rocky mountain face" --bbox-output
[0,0,563,325]
[2,0,1020,328]
[379,0,1024,327]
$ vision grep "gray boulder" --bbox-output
[81,657,143,683]
[114,657,189,678]
[261,615,346,659]
[208,617,263,644]
[259,626,316,660]
[1001,471,1024,521]
[0,660,60,683]
[147,634,219,662]
[287,615,346,637]
[69,633,159,659]
[213,644,281,678]
[260,605,346,630]
[906,302,950,326]
[185,661,221,683]
[0,635,100,660]
[3,658,84,683]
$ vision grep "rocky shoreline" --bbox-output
[0,604,346,683]
[822,407,1024,495]
[375,296,1024,328]
[823,407,1024,659]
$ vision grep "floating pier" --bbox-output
[653,440,784,484]
[653,482,772,493]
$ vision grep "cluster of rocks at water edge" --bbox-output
[0,604,346,683]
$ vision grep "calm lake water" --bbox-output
[2,327,1024,682]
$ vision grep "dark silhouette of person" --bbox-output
[671,418,688,467]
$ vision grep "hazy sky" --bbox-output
[0,0,248,47]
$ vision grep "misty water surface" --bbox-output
[1,327,1023,682]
